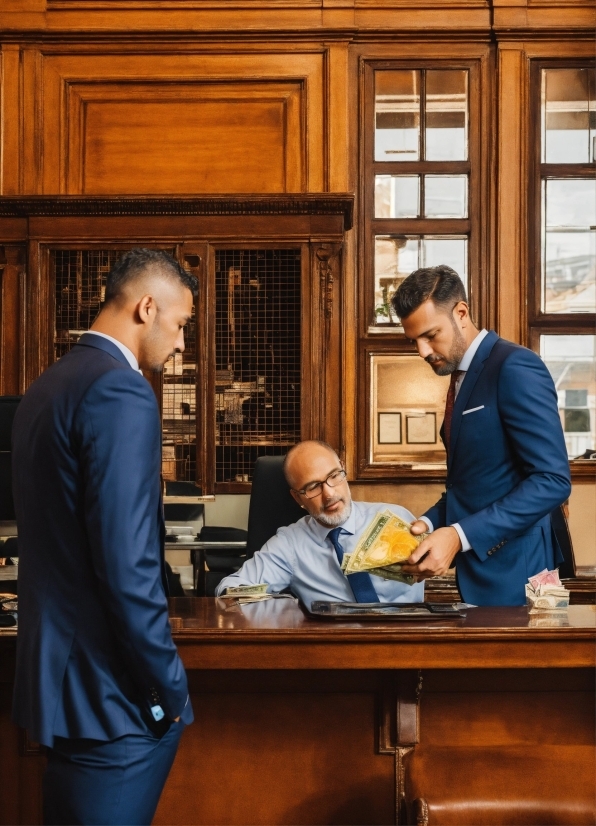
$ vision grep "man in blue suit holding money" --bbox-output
[392,265,571,606]
[12,249,196,824]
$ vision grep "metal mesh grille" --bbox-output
[162,307,197,484]
[215,249,301,484]
[53,249,129,359]
[51,248,197,485]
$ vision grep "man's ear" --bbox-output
[453,300,470,324]
[137,294,156,325]
[290,489,306,509]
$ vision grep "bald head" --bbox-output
[285,441,352,528]
[283,441,339,488]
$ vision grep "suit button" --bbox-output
[488,549,494,555]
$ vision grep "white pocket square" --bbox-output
[462,405,485,415]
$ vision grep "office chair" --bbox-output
[203,455,304,596]
[0,396,22,593]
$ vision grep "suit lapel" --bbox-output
[448,331,499,466]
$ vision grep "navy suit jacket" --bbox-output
[12,334,192,747]
[424,332,571,606]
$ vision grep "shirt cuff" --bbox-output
[451,522,471,552]
[419,516,434,533]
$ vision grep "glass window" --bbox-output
[375,71,420,161]
[540,335,596,458]
[425,175,468,218]
[542,179,596,314]
[542,68,595,164]
[425,70,468,161]
[374,235,468,324]
[375,175,419,218]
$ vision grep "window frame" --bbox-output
[357,56,490,480]
[529,60,596,477]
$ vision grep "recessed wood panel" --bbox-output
[68,82,303,195]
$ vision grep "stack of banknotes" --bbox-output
[525,568,570,612]
[220,584,295,605]
[341,510,428,586]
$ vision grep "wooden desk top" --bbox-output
[169,598,596,671]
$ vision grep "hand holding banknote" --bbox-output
[401,524,462,581]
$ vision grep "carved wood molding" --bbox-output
[315,242,342,323]
[0,195,354,229]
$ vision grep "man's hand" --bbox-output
[402,526,462,581]
[409,520,429,536]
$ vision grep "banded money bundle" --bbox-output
[341,510,427,586]
[525,568,569,612]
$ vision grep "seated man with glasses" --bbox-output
[216,440,424,605]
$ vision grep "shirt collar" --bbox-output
[458,328,488,373]
[85,331,142,373]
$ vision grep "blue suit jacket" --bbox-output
[12,334,192,747]
[424,332,571,606]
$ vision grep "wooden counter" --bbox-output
[1,600,594,825]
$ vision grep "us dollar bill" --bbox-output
[345,510,427,574]
[222,583,269,597]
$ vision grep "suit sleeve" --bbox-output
[423,493,447,530]
[76,369,188,721]
[457,348,571,559]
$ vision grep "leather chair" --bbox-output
[0,396,22,595]
[202,455,304,596]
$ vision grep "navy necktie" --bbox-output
[328,527,380,604]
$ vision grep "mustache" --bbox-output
[322,496,343,509]
[425,355,443,364]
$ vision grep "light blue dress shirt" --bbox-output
[84,331,143,373]
[216,501,425,606]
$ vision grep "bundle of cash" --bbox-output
[219,583,272,604]
[525,568,570,612]
[342,510,427,586]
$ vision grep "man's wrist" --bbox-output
[450,522,469,552]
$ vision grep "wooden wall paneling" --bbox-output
[34,49,326,195]
[495,45,528,346]
[0,45,22,196]
[21,48,43,195]
[0,244,26,395]
[66,81,304,195]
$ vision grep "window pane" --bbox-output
[420,237,468,290]
[542,68,595,164]
[542,180,596,314]
[373,235,468,326]
[424,175,468,218]
[425,70,468,161]
[375,175,419,218]
[375,71,420,161]
[374,236,418,324]
[540,335,596,458]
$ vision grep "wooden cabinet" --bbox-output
[0,195,352,495]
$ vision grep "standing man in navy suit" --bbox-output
[12,249,197,824]
[392,265,571,606]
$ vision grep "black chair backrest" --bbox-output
[0,396,22,522]
[550,503,576,579]
[246,455,304,558]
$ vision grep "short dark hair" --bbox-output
[391,265,467,320]
[104,248,198,305]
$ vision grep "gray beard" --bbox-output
[426,323,468,376]
[315,500,352,528]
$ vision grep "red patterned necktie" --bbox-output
[443,370,465,454]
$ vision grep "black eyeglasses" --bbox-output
[293,469,347,499]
